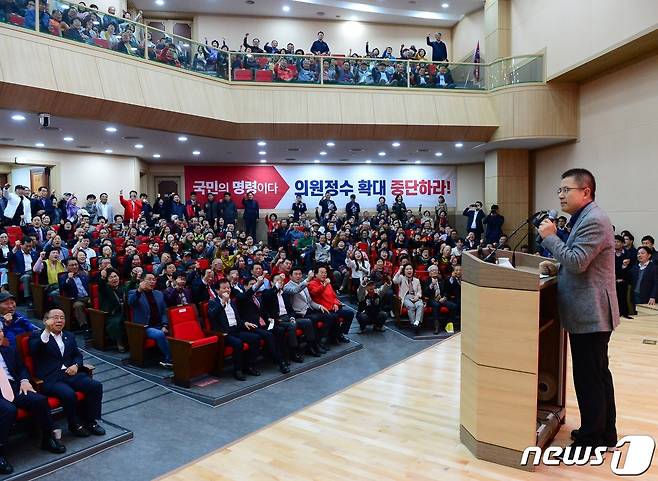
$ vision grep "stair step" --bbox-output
[636,304,658,316]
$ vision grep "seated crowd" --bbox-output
[1,1,459,87]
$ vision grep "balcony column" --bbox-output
[484,0,511,61]
[484,149,529,241]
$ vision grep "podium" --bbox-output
[459,249,567,470]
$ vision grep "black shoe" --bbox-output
[85,422,106,436]
[623,315,633,319]
[69,424,91,437]
[570,429,580,441]
[234,371,246,381]
[0,455,13,475]
[292,354,304,363]
[41,435,66,454]
[279,363,291,374]
[319,342,330,351]
[374,326,385,332]
[306,346,321,357]
[159,361,174,369]
[317,344,328,353]
[245,367,261,376]
[338,334,350,343]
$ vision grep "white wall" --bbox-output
[456,163,484,234]
[0,147,141,214]
[88,0,127,15]
[194,15,453,59]
[451,8,485,62]
[533,54,658,239]
[511,0,658,79]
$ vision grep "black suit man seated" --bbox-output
[29,309,105,438]
[207,279,261,381]
[0,327,66,475]
[233,276,290,374]
[261,274,323,362]
[58,258,91,329]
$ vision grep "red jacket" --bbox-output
[119,195,143,222]
[307,278,341,310]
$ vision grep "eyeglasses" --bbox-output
[556,187,587,195]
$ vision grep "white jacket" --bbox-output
[2,188,31,223]
[346,258,371,282]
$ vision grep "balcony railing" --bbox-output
[1,0,544,91]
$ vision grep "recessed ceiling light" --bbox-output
[260,159,267,163]
[415,160,421,164]
[153,154,161,158]
[192,150,201,156]
[392,142,401,147]
[314,159,320,163]
[365,159,372,164]
[257,141,267,146]
[63,136,74,142]
[104,149,113,153]
[282,5,290,11]
[319,151,327,156]
[378,151,386,156]
[178,136,188,142]
[455,142,464,148]
[435,152,443,157]
[134,144,144,149]
[326,141,335,147]
[11,114,26,121]
[155,0,164,5]
[105,126,117,133]
[35,142,45,148]
[442,3,450,8]
[258,151,267,155]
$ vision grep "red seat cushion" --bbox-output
[224,346,234,357]
[144,338,156,348]
[316,321,324,329]
[169,306,205,341]
[190,336,218,348]
[295,329,303,336]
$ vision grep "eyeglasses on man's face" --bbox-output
[556,187,587,195]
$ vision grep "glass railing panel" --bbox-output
[488,55,544,89]
[330,56,409,87]
[189,41,229,80]
[408,60,487,90]
[0,0,36,31]
[229,52,321,84]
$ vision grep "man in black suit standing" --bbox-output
[29,309,105,438]
[0,327,66,474]
[462,201,485,241]
[207,279,261,381]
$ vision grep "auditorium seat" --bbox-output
[255,69,273,82]
[125,308,158,366]
[167,305,222,387]
[87,283,110,351]
[93,37,110,49]
[233,68,253,81]
[8,13,25,27]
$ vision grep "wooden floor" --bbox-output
[161,316,658,481]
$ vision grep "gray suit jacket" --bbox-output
[541,202,620,334]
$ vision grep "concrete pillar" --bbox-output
[484,0,511,60]
[484,149,529,240]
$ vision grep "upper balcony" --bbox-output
[0,0,577,146]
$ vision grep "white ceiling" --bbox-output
[0,110,484,165]
[133,0,485,27]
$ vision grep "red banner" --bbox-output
[184,166,290,209]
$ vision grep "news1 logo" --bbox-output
[520,435,656,475]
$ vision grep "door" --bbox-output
[154,177,180,198]
[30,168,49,192]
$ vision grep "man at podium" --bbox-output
[538,168,619,451]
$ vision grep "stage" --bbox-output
[160,314,658,480]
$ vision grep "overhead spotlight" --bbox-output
[63,136,74,142]
[104,149,113,153]
[314,159,320,163]
[392,142,400,147]
[35,142,45,148]
[192,150,201,156]
[442,3,449,8]
[326,141,335,147]
[378,151,386,156]
[258,151,267,155]
[155,0,164,5]
[435,152,443,157]
[178,136,188,142]
[134,144,144,149]
[257,141,267,146]
[260,159,267,163]
[282,5,290,12]
[11,114,26,121]
[319,151,327,156]
[455,142,464,148]
[365,159,372,164]
[153,154,161,158]
[105,126,117,133]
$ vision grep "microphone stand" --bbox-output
[511,231,530,267]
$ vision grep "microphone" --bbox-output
[531,209,558,228]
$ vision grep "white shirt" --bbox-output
[471,211,478,229]
[224,302,237,327]
[0,351,14,381]
[276,291,287,316]
[22,251,33,271]
[41,330,67,369]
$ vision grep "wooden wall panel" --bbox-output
[96,58,145,107]
[49,47,104,99]
[137,68,182,113]
[0,34,57,90]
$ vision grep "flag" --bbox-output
[473,41,481,82]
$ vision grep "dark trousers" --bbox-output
[42,373,103,426]
[569,331,617,445]
[225,331,260,373]
[279,315,315,351]
[245,220,257,240]
[328,307,354,340]
[615,281,629,317]
[428,299,459,331]
[304,309,334,342]
[357,311,387,329]
[250,328,282,364]
[0,384,54,444]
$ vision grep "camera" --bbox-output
[39,113,51,128]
